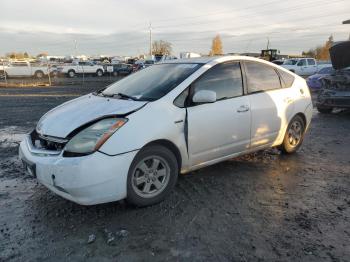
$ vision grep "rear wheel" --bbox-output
[35,71,44,79]
[68,70,75,78]
[280,115,305,154]
[96,69,103,77]
[127,145,178,206]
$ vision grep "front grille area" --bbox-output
[30,130,67,151]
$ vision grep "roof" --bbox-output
[163,56,219,64]
[162,55,271,64]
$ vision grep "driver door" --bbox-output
[186,62,251,167]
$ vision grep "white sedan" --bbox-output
[19,56,312,206]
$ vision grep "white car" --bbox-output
[281,58,320,76]
[4,61,51,78]
[19,56,312,206]
[57,61,104,78]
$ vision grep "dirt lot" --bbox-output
[0,85,349,262]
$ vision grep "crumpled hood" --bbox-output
[330,41,350,70]
[36,94,147,138]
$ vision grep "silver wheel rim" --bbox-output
[97,71,102,76]
[69,72,74,77]
[131,156,170,198]
[287,120,302,147]
[37,72,43,78]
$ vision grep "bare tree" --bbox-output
[152,40,172,55]
[209,35,223,56]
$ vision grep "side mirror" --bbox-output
[192,90,216,104]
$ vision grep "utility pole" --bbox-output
[266,37,270,50]
[74,40,78,58]
[149,22,152,57]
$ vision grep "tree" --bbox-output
[209,35,223,56]
[152,40,172,55]
[36,52,49,58]
[301,35,334,60]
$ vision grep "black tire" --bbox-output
[96,69,103,77]
[68,70,75,78]
[126,145,178,207]
[316,105,333,114]
[280,115,305,154]
[289,70,295,73]
[35,71,44,79]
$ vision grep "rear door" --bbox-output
[243,61,295,148]
[186,61,251,166]
[307,59,317,75]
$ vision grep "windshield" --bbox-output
[283,59,298,65]
[102,63,201,101]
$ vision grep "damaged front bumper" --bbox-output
[18,135,137,205]
[316,89,350,108]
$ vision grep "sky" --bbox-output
[1,0,349,57]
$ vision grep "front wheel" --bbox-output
[96,69,103,77]
[127,145,178,206]
[280,115,305,154]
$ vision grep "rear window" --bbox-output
[278,69,295,88]
[307,59,316,65]
[245,62,281,93]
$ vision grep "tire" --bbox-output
[68,70,75,78]
[126,145,179,206]
[96,69,103,77]
[280,115,305,154]
[35,71,44,79]
[316,105,333,114]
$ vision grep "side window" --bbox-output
[191,62,243,101]
[278,69,295,88]
[297,59,306,66]
[307,59,315,65]
[245,62,281,93]
[174,88,189,108]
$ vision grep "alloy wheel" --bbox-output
[131,156,170,198]
[287,120,302,147]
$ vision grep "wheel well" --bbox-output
[68,69,75,73]
[35,70,43,74]
[144,140,182,169]
[294,112,307,127]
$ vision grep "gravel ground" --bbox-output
[0,85,349,262]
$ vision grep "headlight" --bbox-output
[64,118,127,155]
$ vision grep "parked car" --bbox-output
[112,63,133,76]
[306,66,335,91]
[282,58,319,76]
[3,61,52,78]
[271,59,285,65]
[316,41,350,113]
[19,56,312,206]
[57,61,104,78]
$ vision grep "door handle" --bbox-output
[237,105,250,113]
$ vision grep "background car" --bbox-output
[306,66,334,91]
[112,63,133,76]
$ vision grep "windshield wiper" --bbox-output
[114,92,138,101]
